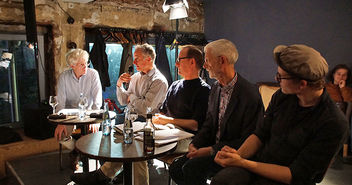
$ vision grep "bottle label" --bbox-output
[143,130,155,154]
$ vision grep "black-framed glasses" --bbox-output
[275,72,296,83]
[176,56,193,63]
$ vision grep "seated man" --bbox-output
[212,44,348,185]
[71,43,168,185]
[54,48,102,151]
[169,39,264,185]
[153,45,210,153]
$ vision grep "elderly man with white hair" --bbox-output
[54,48,102,151]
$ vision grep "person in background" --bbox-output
[169,39,264,185]
[211,44,348,185]
[71,43,168,185]
[153,45,210,153]
[325,64,352,160]
[54,48,102,151]
[325,64,352,103]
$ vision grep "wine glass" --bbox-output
[49,96,58,114]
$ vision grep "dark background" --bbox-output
[204,0,352,83]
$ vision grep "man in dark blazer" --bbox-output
[169,39,264,185]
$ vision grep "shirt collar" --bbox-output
[141,66,156,77]
[70,68,87,81]
[222,72,238,91]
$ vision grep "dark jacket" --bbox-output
[192,74,264,152]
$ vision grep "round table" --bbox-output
[48,111,117,171]
[75,131,177,185]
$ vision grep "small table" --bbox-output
[75,131,177,185]
[48,111,116,172]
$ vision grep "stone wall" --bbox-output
[0,0,204,78]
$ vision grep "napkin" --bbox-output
[90,113,103,119]
[48,114,67,119]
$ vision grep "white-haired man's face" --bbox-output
[71,58,88,79]
[203,47,222,80]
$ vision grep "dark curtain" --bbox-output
[119,43,133,76]
[89,33,111,90]
[155,35,173,86]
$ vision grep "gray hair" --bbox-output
[66,49,89,66]
[135,44,156,62]
[204,39,239,64]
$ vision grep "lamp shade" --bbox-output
[169,6,188,20]
[162,0,189,19]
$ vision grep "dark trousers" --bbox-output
[211,167,252,185]
[211,167,291,185]
[169,155,222,185]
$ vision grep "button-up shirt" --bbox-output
[216,73,238,142]
[116,66,168,115]
[56,68,103,112]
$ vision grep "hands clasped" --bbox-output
[214,145,244,168]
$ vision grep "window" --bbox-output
[0,34,45,125]
[88,43,178,105]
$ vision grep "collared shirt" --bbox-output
[116,66,168,115]
[56,68,103,112]
[216,73,238,142]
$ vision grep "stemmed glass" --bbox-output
[49,96,58,114]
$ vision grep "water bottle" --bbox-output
[143,112,155,154]
[123,119,133,144]
[78,93,85,120]
[101,102,111,136]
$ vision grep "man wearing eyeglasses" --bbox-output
[153,45,210,152]
[54,48,102,168]
[169,39,264,185]
[71,44,168,185]
[211,44,348,185]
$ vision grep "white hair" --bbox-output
[204,39,239,64]
[66,48,89,66]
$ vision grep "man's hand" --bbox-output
[188,143,198,153]
[214,146,243,168]
[152,114,171,125]
[89,123,100,133]
[116,73,132,87]
[187,146,212,159]
[54,124,67,141]
[339,80,346,88]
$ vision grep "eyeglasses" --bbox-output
[176,57,193,63]
[78,61,90,68]
[275,72,296,83]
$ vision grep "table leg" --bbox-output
[82,125,89,172]
[123,162,133,185]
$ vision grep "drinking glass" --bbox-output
[129,108,138,122]
[49,96,58,114]
[78,96,88,120]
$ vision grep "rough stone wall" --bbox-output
[0,0,204,78]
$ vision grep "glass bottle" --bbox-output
[101,102,111,136]
[123,118,133,144]
[78,93,85,120]
[143,113,155,154]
